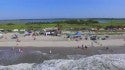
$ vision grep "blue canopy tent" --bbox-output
[67,31,82,38]
[75,31,82,36]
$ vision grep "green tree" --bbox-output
[85,19,99,25]
[6,23,15,25]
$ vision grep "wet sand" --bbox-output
[1,46,125,56]
[11,46,125,55]
[0,46,125,65]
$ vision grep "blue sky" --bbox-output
[0,0,125,19]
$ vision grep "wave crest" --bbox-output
[1,54,125,70]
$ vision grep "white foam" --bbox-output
[0,63,34,70]
[1,54,125,70]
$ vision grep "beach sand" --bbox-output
[0,33,125,65]
[0,39,124,47]
[0,33,125,47]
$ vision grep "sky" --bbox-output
[0,0,125,19]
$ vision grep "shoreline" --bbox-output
[0,46,125,55]
[0,46,125,65]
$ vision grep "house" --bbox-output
[20,29,25,32]
[13,29,19,32]
[91,28,98,31]
[0,32,3,39]
[99,28,105,31]
[0,29,4,32]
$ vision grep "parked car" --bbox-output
[11,34,19,39]
[90,36,97,40]
[0,33,3,39]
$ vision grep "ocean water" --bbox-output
[0,19,66,24]
[0,53,125,70]
[0,19,112,24]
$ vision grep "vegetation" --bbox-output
[0,19,125,31]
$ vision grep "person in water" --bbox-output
[106,47,109,50]
[77,45,80,48]
[19,48,23,53]
[85,45,88,50]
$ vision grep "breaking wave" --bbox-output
[0,54,125,70]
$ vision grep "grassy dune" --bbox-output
[0,19,125,30]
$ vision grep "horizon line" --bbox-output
[0,18,125,20]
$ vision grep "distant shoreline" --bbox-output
[0,18,125,24]
[1,18,125,20]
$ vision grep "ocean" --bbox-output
[0,18,123,24]
[0,48,125,70]
[0,19,66,24]
[0,54,125,70]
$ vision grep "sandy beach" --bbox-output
[1,34,125,69]
[1,33,125,66]
[0,33,125,47]
[0,39,125,47]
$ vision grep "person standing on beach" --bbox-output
[82,45,84,49]
[15,38,19,51]
[16,37,20,42]
[14,35,23,53]
[16,37,21,46]
[32,32,37,40]
[91,42,93,47]
[33,36,36,40]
